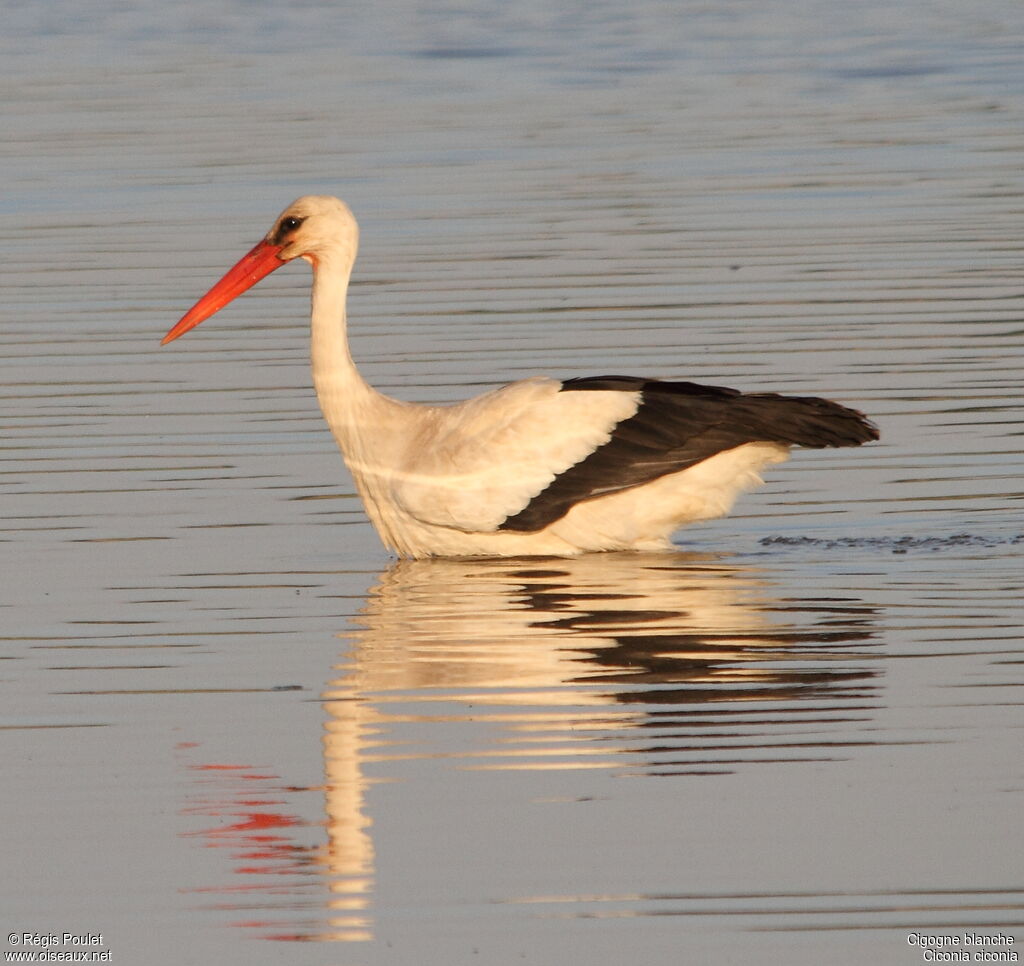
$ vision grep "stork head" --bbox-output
[161,195,359,345]
[268,195,359,268]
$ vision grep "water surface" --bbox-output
[3,1,1023,964]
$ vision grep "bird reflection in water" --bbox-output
[182,552,881,941]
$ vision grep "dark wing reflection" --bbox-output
[506,561,878,705]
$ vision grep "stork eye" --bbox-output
[281,216,304,232]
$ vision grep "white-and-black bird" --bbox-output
[162,196,878,558]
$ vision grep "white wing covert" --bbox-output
[390,378,640,533]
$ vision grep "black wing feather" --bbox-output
[498,375,878,533]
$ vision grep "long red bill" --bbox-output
[161,238,286,345]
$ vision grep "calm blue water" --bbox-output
[3,2,1023,964]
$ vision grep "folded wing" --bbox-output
[392,375,878,535]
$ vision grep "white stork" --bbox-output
[162,196,878,558]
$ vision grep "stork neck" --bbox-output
[309,256,361,386]
[307,253,400,458]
